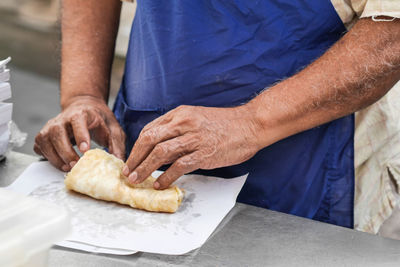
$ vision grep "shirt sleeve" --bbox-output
[360,0,400,19]
[331,0,400,28]
[354,81,400,234]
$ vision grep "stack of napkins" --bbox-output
[0,57,12,156]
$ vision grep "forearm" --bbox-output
[249,18,400,148]
[60,0,121,109]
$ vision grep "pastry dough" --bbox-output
[65,149,184,213]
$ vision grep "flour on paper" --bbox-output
[29,179,198,239]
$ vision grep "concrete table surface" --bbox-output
[2,151,400,267]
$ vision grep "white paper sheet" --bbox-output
[8,162,247,255]
[57,240,137,255]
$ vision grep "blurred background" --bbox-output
[0,0,136,155]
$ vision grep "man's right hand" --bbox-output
[34,96,126,172]
[39,0,124,171]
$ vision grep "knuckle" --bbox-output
[173,105,191,118]
[179,115,191,124]
[69,113,82,124]
[190,134,201,145]
[175,159,187,170]
[176,105,189,111]
[170,140,182,151]
[76,106,89,115]
[142,123,152,132]
[175,108,198,124]
[46,117,57,125]
[49,123,63,133]
[174,139,190,153]
[178,155,199,169]
[153,144,168,158]
[35,133,44,144]
[139,131,154,145]
[175,105,185,112]
[49,126,63,141]
[189,118,201,129]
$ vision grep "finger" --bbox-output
[49,125,80,168]
[70,112,91,153]
[126,134,197,185]
[124,124,180,176]
[108,122,126,160]
[154,151,201,190]
[35,135,69,171]
[91,116,111,148]
[33,143,43,156]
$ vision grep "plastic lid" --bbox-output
[0,188,70,266]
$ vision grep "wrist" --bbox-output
[60,80,110,110]
[244,86,291,149]
[236,100,269,150]
[61,94,107,111]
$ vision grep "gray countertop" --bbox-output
[2,151,400,267]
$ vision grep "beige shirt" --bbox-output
[330,0,400,234]
[331,0,400,28]
[355,82,400,234]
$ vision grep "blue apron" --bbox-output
[114,0,354,228]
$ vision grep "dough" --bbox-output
[65,149,184,213]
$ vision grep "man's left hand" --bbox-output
[122,104,262,189]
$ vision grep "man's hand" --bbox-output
[122,105,262,189]
[35,0,123,171]
[34,96,125,172]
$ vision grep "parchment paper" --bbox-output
[7,162,247,255]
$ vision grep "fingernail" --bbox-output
[62,165,70,172]
[79,142,88,152]
[70,161,77,168]
[128,171,138,184]
[122,165,129,176]
[154,181,160,189]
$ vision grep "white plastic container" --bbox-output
[0,188,70,267]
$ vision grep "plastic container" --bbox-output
[0,188,70,267]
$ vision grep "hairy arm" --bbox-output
[61,0,121,107]
[34,0,126,171]
[250,18,400,148]
[123,18,400,189]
